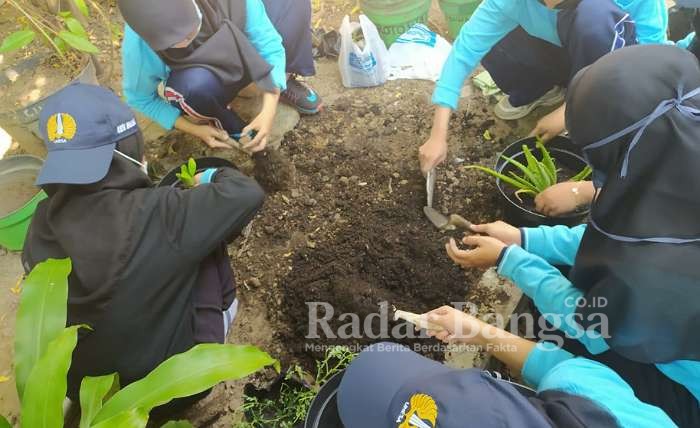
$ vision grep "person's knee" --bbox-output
[568,0,625,45]
[167,67,222,101]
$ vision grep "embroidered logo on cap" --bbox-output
[47,113,77,144]
[396,393,438,428]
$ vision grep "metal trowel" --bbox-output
[424,208,473,232]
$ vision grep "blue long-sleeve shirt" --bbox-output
[498,224,700,405]
[523,342,677,427]
[121,0,286,130]
[433,0,668,109]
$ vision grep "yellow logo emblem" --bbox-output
[46,113,77,143]
[397,394,438,428]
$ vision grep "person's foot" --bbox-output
[280,76,323,115]
[494,86,565,121]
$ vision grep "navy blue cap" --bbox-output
[36,83,139,185]
[337,343,548,428]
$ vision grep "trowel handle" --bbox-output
[448,214,472,231]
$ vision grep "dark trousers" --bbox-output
[482,0,637,106]
[164,0,315,135]
[193,244,236,345]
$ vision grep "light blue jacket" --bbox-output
[433,0,669,109]
[499,224,700,405]
[523,342,677,427]
[121,0,286,130]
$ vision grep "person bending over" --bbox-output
[336,310,675,427]
[419,0,668,175]
[22,83,265,399]
[445,45,700,427]
[119,0,322,151]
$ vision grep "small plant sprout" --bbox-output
[175,158,198,188]
[466,139,592,202]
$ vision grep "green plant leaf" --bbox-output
[498,154,540,189]
[161,421,194,428]
[20,325,84,428]
[571,165,593,182]
[64,17,87,38]
[0,415,11,428]
[464,165,533,192]
[90,408,148,428]
[57,31,99,53]
[507,171,538,192]
[536,162,553,188]
[52,36,67,55]
[94,344,278,423]
[14,258,71,399]
[537,141,557,184]
[514,189,537,203]
[522,145,546,190]
[187,158,197,176]
[72,0,90,17]
[79,373,120,428]
[0,30,36,53]
[59,11,73,18]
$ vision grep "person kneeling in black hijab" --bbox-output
[22,83,264,401]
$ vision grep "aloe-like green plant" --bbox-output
[0,0,100,62]
[466,139,592,202]
[10,258,278,427]
[238,346,356,428]
[176,158,198,188]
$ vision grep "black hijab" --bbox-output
[566,45,700,363]
[118,0,273,89]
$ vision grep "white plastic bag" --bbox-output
[388,24,452,82]
[338,15,389,88]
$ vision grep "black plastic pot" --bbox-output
[495,136,590,228]
[305,371,345,428]
[158,157,236,187]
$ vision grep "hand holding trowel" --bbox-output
[423,168,473,232]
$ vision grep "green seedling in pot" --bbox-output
[175,158,198,188]
[466,139,592,203]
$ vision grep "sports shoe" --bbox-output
[280,75,323,115]
[494,86,565,121]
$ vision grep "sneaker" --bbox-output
[494,86,565,121]
[281,75,323,115]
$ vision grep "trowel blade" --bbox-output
[424,206,450,230]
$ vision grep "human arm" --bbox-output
[444,231,608,353]
[426,307,676,427]
[629,0,669,45]
[158,168,265,263]
[529,342,678,427]
[122,25,182,130]
[463,221,585,266]
[498,244,609,354]
[421,1,518,174]
[521,224,586,266]
[245,0,287,91]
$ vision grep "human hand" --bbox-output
[445,235,507,269]
[469,221,521,246]
[529,104,566,142]
[419,136,447,176]
[424,305,486,344]
[192,124,231,149]
[242,92,279,153]
[535,181,593,217]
